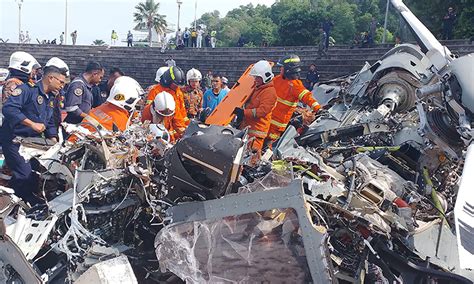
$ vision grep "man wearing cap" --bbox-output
[63,61,104,124]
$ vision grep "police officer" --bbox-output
[45,57,70,131]
[92,67,124,108]
[2,51,40,103]
[63,61,104,124]
[0,65,67,205]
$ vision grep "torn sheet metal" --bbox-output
[75,255,138,284]
[455,144,474,271]
[5,214,58,260]
[156,180,333,283]
[0,234,42,284]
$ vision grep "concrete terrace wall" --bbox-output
[0,40,473,88]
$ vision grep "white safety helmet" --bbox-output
[0,68,9,82]
[45,57,70,78]
[149,124,170,143]
[155,66,170,83]
[8,51,40,74]
[249,60,274,84]
[153,91,176,117]
[186,68,202,83]
[107,76,144,112]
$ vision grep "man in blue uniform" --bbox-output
[0,66,67,205]
[92,67,124,108]
[63,61,104,124]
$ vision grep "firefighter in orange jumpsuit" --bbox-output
[145,66,188,139]
[79,76,143,133]
[266,54,321,143]
[233,60,277,151]
[141,91,177,142]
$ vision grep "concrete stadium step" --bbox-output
[1,40,473,87]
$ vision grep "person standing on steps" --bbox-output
[71,30,77,45]
[191,28,197,48]
[196,26,204,48]
[442,7,457,40]
[183,28,190,47]
[111,30,118,45]
[322,18,333,50]
[127,31,133,47]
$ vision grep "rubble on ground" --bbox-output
[1,0,474,283]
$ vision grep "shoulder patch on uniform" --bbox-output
[100,91,107,98]
[11,88,22,97]
[37,95,44,105]
[74,88,83,96]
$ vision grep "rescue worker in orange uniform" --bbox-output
[141,91,177,142]
[266,54,321,143]
[182,68,203,119]
[145,66,169,103]
[79,76,143,133]
[145,66,188,139]
[233,60,277,151]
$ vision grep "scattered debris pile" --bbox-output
[1,0,474,283]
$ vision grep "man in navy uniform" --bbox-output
[63,61,104,124]
[0,65,67,205]
[92,67,124,108]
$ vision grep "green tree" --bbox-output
[133,0,167,47]
[276,9,321,46]
[244,17,278,46]
[92,39,105,46]
[195,10,221,31]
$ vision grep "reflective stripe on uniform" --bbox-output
[170,67,175,80]
[248,129,267,137]
[276,97,298,107]
[184,117,190,122]
[65,105,79,112]
[269,133,280,140]
[311,101,320,109]
[283,58,300,64]
[146,100,153,105]
[251,108,257,118]
[270,119,287,128]
[298,89,310,100]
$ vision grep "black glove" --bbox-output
[199,107,211,123]
[232,107,244,128]
[233,107,244,119]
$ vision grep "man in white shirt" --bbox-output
[197,26,204,48]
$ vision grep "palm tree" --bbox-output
[134,0,167,47]
[92,39,105,46]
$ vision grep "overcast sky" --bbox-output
[0,0,275,45]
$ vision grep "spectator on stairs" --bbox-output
[183,28,190,47]
[304,64,319,90]
[197,26,204,48]
[191,28,197,48]
[442,7,457,40]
